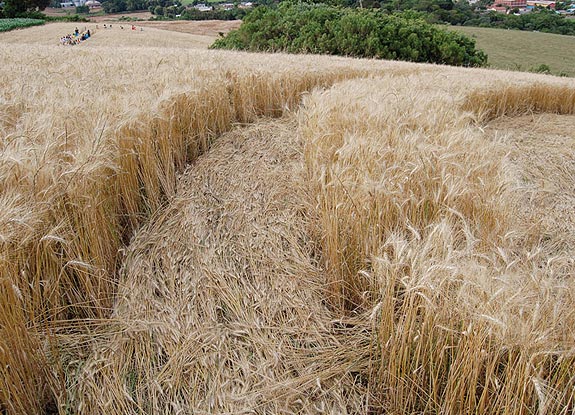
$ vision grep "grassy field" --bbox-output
[450,25,575,77]
[1,21,575,415]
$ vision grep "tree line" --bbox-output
[334,0,575,36]
[0,0,50,17]
[4,0,574,37]
[152,5,248,20]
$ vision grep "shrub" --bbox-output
[530,63,551,74]
[179,7,247,21]
[75,5,90,14]
[211,2,487,67]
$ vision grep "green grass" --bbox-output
[0,18,45,32]
[449,25,575,77]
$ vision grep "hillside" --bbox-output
[1,22,575,414]
[450,25,575,77]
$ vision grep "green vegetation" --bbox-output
[101,0,150,13]
[180,0,222,4]
[178,8,247,20]
[75,4,90,13]
[45,14,89,21]
[211,2,487,67]
[346,0,575,36]
[450,25,575,76]
[90,0,575,36]
[99,0,246,18]
[0,18,45,32]
[0,0,49,18]
[0,1,87,21]
[151,6,247,19]
[461,9,575,35]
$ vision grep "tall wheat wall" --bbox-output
[302,74,575,413]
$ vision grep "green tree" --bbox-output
[102,0,127,13]
[3,0,50,17]
[125,0,148,11]
[212,2,487,67]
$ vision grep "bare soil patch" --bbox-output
[87,10,153,22]
[135,19,241,36]
[42,7,76,17]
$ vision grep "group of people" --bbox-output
[58,23,144,45]
[59,27,91,46]
[101,24,140,31]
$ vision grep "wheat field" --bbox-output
[1,22,574,414]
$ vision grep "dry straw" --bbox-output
[302,73,575,413]
[1,36,372,413]
[1,24,575,414]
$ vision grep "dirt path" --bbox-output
[76,117,369,414]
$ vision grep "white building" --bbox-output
[193,3,212,11]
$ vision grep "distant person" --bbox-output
[74,27,79,37]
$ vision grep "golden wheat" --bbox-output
[302,73,575,413]
[1,23,575,414]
